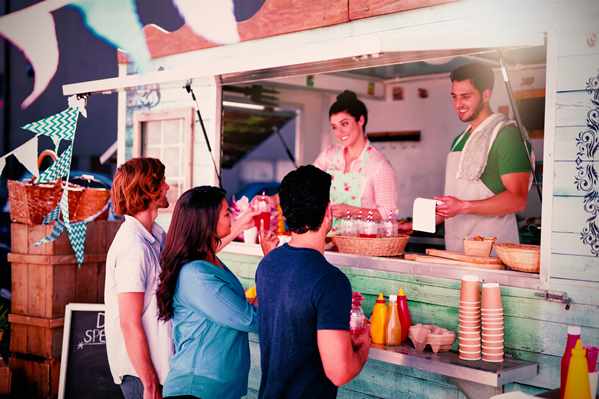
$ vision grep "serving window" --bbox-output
[218,46,547,287]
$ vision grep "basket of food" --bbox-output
[333,235,410,257]
[463,235,496,257]
[494,243,540,273]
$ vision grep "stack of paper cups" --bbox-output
[481,282,504,362]
[459,275,481,360]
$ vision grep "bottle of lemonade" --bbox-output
[386,295,402,346]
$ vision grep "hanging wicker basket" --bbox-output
[494,243,540,273]
[333,235,410,257]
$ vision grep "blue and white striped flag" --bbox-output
[33,220,65,247]
[38,145,73,184]
[22,107,79,147]
[66,221,88,265]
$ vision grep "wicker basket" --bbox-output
[73,187,110,221]
[7,180,84,225]
[464,236,496,257]
[494,243,540,273]
[333,235,410,257]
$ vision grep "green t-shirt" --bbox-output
[450,126,532,195]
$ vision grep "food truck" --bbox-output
[63,0,599,397]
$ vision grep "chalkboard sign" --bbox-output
[58,303,123,399]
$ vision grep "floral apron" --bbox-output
[327,147,370,232]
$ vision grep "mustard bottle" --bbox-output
[386,294,402,346]
[564,339,591,399]
[370,293,388,345]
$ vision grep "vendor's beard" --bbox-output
[462,100,486,123]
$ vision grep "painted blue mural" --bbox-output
[576,73,599,256]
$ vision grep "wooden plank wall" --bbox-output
[220,251,599,398]
[548,29,599,294]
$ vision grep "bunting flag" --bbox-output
[43,205,60,225]
[0,2,60,108]
[38,145,73,184]
[22,107,79,146]
[0,158,5,177]
[60,188,70,224]
[173,0,240,44]
[66,221,88,265]
[33,220,65,247]
[12,138,39,176]
[70,0,151,72]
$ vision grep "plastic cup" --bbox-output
[460,275,481,302]
[243,227,258,244]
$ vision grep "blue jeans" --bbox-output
[120,375,144,399]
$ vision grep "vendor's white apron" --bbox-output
[444,141,520,252]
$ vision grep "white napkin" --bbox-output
[412,198,437,233]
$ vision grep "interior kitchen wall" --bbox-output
[292,66,545,219]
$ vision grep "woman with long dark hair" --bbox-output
[157,186,271,399]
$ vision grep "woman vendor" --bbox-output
[314,90,399,226]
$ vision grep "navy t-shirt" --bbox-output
[256,244,352,399]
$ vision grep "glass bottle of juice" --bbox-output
[383,210,397,237]
[362,211,378,238]
[561,326,582,399]
[253,193,270,231]
[397,288,412,342]
[349,292,366,336]
[370,293,388,345]
[386,295,402,346]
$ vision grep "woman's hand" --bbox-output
[259,227,279,256]
[231,209,259,236]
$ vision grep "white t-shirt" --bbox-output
[104,215,173,385]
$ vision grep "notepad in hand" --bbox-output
[412,198,437,233]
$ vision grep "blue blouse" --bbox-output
[162,259,258,399]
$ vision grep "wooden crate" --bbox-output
[0,358,11,396]
[9,314,63,359]
[9,355,59,399]
[9,255,107,319]
[11,220,122,256]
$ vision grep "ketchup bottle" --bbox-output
[397,288,412,342]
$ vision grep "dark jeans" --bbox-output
[120,375,143,399]
[120,375,169,399]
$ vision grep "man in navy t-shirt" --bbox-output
[256,165,370,399]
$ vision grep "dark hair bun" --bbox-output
[337,90,358,103]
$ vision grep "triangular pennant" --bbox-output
[22,107,79,143]
[173,0,240,44]
[70,0,151,72]
[0,3,59,108]
[66,221,88,265]
[33,220,65,247]
[43,205,60,225]
[13,138,39,176]
[0,158,6,177]
[60,189,70,224]
[38,145,72,184]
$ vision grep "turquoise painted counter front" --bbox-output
[220,250,599,399]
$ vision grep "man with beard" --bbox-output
[105,158,173,399]
[433,63,534,251]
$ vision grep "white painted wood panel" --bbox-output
[555,91,595,127]
[552,232,594,257]
[554,126,598,161]
[552,196,589,233]
[551,253,599,282]
[556,54,599,92]
[553,161,597,196]
[550,277,599,305]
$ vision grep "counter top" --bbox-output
[222,242,543,290]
